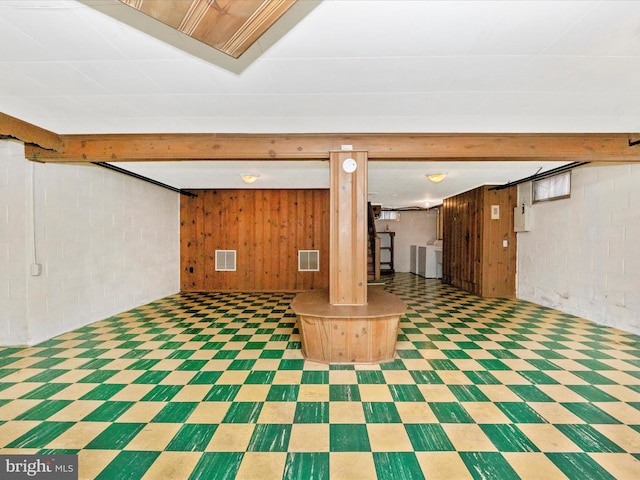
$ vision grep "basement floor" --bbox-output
[1,273,639,479]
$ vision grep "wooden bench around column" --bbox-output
[292,287,406,364]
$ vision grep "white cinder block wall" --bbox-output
[517,163,640,335]
[0,140,29,343]
[1,139,180,346]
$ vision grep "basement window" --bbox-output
[215,250,236,271]
[298,250,320,271]
[533,172,571,203]
[379,210,399,221]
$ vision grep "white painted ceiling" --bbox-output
[2,0,639,207]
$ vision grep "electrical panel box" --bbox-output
[514,204,531,232]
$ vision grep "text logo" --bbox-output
[1,455,78,480]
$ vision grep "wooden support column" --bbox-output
[294,149,406,364]
[329,150,368,306]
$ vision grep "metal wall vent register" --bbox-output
[215,250,236,271]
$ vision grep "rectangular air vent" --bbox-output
[298,250,319,271]
[215,250,236,271]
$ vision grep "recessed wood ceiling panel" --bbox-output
[119,0,297,58]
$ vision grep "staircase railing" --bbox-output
[367,202,381,281]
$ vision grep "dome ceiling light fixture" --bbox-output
[427,173,446,183]
[241,174,259,184]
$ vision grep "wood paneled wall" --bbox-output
[442,187,483,294]
[181,189,330,292]
[442,185,517,298]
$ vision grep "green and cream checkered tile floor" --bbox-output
[1,273,640,479]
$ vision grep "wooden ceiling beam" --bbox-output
[0,113,63,152]
[24,132,640,163]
